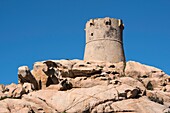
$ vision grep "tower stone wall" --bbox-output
[84,17,125,63]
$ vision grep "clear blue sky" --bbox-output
[0,0,170,84]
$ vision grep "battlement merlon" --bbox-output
[85,17,124,44]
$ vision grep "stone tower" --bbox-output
[84,17,125,63]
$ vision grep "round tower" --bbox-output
[84,17,125,63]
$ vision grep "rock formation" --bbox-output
[0,17,169,113]
[0,60,170,113]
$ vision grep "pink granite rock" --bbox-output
[0,60,169,113]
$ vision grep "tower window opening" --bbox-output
[91,33,93,36]
[105,21,111,25]
[90,23,94,26]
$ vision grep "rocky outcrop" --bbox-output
[0,60,170,113]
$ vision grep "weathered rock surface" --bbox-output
[0,60,170,113]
